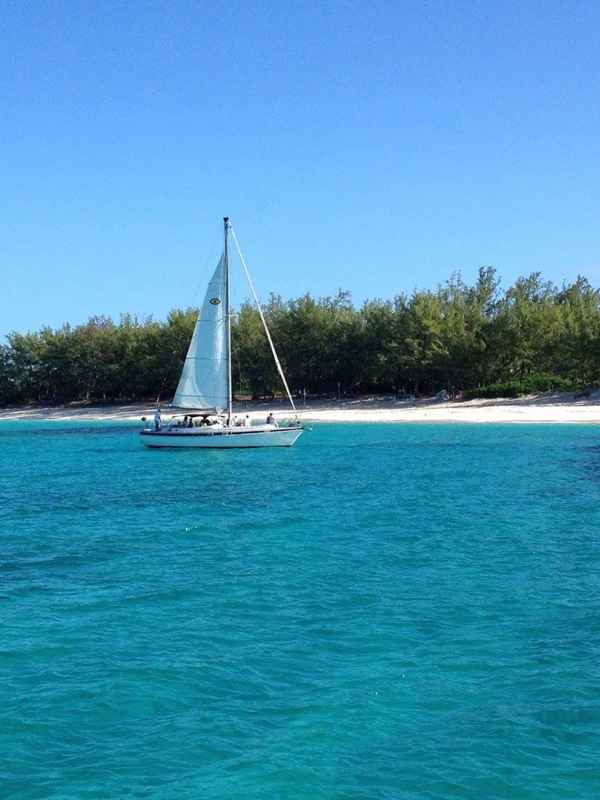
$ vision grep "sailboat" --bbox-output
[140,217,304,448]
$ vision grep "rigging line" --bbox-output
[188,227,221,309]
[229,225,300,423]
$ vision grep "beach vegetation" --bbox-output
[0,270,598,406]
[464,374,578,400]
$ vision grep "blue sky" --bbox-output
[2,0,599,339]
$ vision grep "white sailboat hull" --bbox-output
[140,424,303,449]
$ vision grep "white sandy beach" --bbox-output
[1,391,600,424]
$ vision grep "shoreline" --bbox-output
[1,391,600,424]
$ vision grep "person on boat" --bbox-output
[266,413,278,427]
[188,416,194,428]
[154,407,162,431]
[182,415,188,427]
[244,415,252,427]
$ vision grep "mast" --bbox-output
[224,216,233,422]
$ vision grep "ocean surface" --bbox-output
[1,421,600,799]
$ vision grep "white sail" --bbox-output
[172,254,229,410]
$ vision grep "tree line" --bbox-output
[1,267,599,406]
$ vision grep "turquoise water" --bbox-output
[2,421,600,799]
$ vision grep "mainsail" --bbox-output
[172,254,229,410]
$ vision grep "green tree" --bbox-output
[232,301,275,397]
[492,273,561,382]
[554,277,600,384]
[0,344,16,404]
[273,291,356,395]
[5,330,46,401]
[357,298,402,392]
